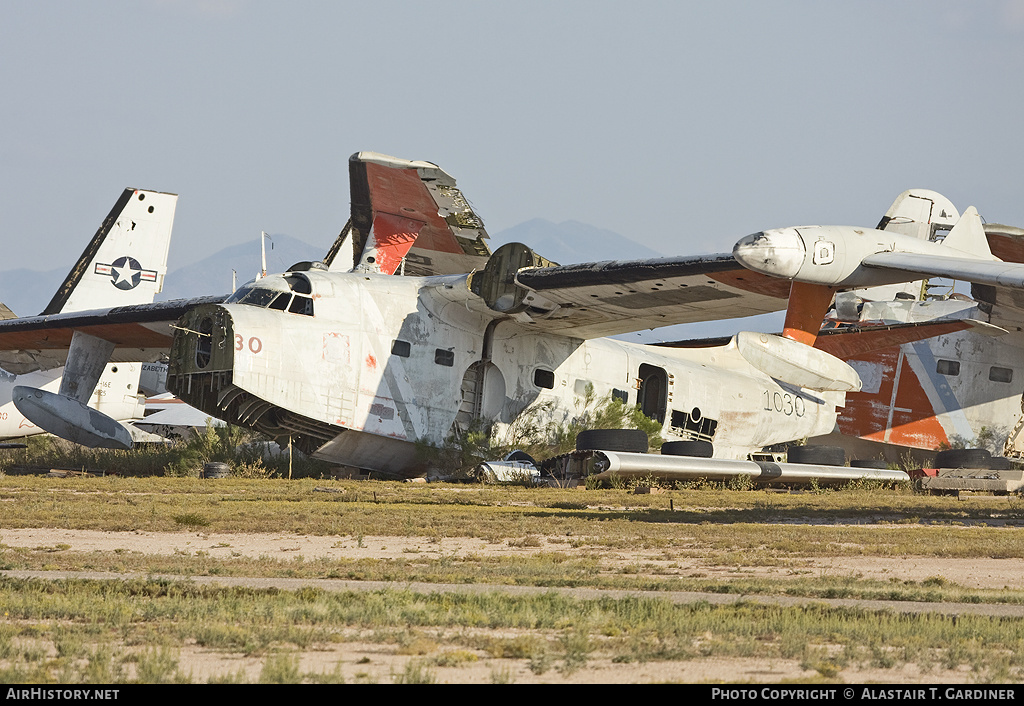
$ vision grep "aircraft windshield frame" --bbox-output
[226,286,281,307]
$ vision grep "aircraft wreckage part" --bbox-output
[588,451,909,486]
[781,281,836,346]
[732,214,1015,291]
[787,445,845,466]
[576,429,649,453]
[470,242,558,313]
[476,460,541,483]
[167,304,338,454]
[60,331,117,404]
[13,386,133,450]
[735,331,861,392]
[661,440,714,457]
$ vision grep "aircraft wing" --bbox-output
[0,296,225,374]
[473,250,791,339]
[653,319,992,355]
[861,252,1024,289]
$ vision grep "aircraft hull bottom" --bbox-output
[589,450,909,486]
[313,428,424,478]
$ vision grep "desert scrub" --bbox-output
[416,390,664,476]
[3,579,1024,682]
[0,424,332,479]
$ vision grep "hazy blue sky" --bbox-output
[3,1,1023,274]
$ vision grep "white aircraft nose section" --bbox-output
[733,228,806,279]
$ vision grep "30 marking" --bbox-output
[235,335,263,354]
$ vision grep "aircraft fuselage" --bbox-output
[167,270,844,476]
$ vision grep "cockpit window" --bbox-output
[269,293,291,311]
[227,278,314,316]
[289,295,314,316]
[232,287,279,307]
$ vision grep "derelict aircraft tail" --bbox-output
[41,188,176,315]
[12,188,178,449]
[323,152,492,276]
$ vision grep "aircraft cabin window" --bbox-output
[284,274,312,294]
[612,388,628,404]
[269,293,291,311]
[936,360,960,376]
[990,366,1013,383]
[434,349,454,367]
[534,369,555,389]
[392,340,411,358]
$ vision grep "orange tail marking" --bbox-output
[782,281,836,346]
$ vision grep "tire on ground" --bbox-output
[661,440,714,458]
[576,429,649,453]
[787,445,846,466]
[933,448,992,469]
[850,459,888,469]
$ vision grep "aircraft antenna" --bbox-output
[260,231,274,278]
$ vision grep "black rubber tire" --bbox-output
[576,429,649,454]
[787,445,846,467]
[661,440,714,458]
[504,450,538,466]
[933,448,992,469]
[202,462,230,479]
[989,456,1012,471]
[851,459,889,469]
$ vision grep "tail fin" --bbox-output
[939,206,994,259]
[40,188,177,315]
[876,189,960,241]
[334,152,491,276]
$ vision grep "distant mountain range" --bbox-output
[0,219,662,315]
[491,219,663,264]
[0,217,779,342]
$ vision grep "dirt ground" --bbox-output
[3,527,1022,683]
[3,527,1022,590]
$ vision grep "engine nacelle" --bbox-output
[735,331,861,392]
[733,225,983,288]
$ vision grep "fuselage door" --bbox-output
[637,363,668,424]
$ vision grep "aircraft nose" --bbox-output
[732,228,806,279]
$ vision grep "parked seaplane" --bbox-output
[0,154,1010,479]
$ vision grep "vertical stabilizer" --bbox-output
[41,188,177,315]
[940,206,994,259]
[876,189,959,241]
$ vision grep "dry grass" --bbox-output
[3,474,1024,682]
